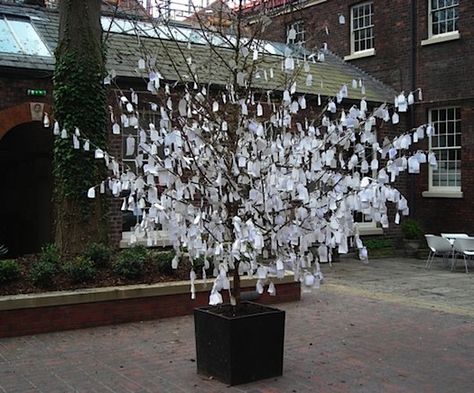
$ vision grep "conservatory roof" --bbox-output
[0,3,395,103]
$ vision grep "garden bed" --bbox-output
[0,272,300,338]
[0,251,189,297]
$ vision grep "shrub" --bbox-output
[29,260,58,288]
[402,219,424,240]
[0,259,21,284]
[39,243,61,265]
[153,251,175,275]
[65,256,96,283]
[28,244,61,288]
[114,246,148,279]
[192,256,213,276]
[83,243,110,268]
[364,239,393,250]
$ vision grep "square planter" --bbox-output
[194,301,285,385]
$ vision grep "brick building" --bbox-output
[1,0,416,256]
[0,0,150,255]
[254,0,474,235]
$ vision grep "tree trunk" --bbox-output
[53,0,108,255]
[233,261,241,306]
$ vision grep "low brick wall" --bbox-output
[0,276,300,338]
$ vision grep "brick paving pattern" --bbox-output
[1,258,473,392]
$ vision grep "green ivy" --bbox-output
[53,50,107,206]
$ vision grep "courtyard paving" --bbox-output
[0,257,473,392]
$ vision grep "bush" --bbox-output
[364,239,393,250]
[0,259,21,284]
[402,219,424,240]
[114,246,148,279]
[65,256,96,283]
[28,244,61,288]
[83,243,110,268]
[192,256,213,276]
[39,243,61,265]
[29,260,58,288]
[153,251,175,275]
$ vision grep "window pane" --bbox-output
[439,109,446,121]
[0,19,21,53]
[439,21,447,34]
[438,122,446,135]
[8,19,50,56]
[447,134,455,146]
[439,135,447,147]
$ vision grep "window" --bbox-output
[121,108,166,231]
[353,128,381,232]
[429,0,459,37]
[0,15,50,56]
[429,108,461,191]
[350,2,374,53]
[286,20,306,47]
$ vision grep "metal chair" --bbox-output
[441,233,469,244]
[425,234,453,270]
[452,237,474,273]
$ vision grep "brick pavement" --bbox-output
[0,258,473,393]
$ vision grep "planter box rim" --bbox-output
[195,300,284,320]
[0,271,295,311]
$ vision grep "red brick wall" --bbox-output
[0,75,52,112]
[0,282,301,338]
[0,71,124,249]
[263,0,408,88]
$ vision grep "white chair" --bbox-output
[441,233,469,243]
[452,237,474,273]
[425,235,453,270]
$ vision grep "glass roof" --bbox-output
[101,16,311,58]
[0,15,51,56]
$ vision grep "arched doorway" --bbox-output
[0,122,53,257]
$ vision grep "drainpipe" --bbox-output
[409,0,417,218]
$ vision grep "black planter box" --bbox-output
[194,301,285,385]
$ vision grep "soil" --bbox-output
[0,254,196,297]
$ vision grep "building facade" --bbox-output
[1,0,429,256]
[257,0,474,235]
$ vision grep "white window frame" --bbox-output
[286,19,306,47]
[353,128,382,234]
[428,0,459,38]
[350,1,374,55]
[428,107,462,193]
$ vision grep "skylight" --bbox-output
[0,15,51,56]
[101,16,312,58]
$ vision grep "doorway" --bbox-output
[0,122,53,257]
